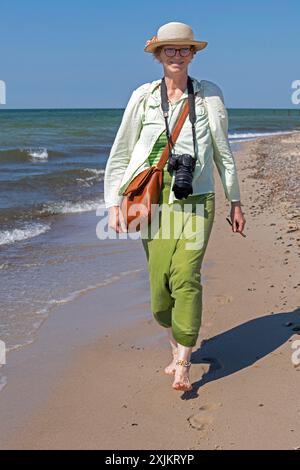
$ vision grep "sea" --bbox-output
[0,107,300,363]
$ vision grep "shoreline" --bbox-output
[1,131,300,450]
[1,131,298,356]
[1,131,299,356]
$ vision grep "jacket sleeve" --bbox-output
[104,84,149,209]
[203,80,241,202]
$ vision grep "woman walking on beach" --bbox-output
[104,22,246,391]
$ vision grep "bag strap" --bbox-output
[155,98,189,171]
[161,76,197,162]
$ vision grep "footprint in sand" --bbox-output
[187,402,222,433]
[198,402,223,412]
[187,414,213,432]
[213,295,233,305]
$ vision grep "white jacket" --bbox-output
[104,77,241,208]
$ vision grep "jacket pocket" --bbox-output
[142,96,163,126]
[195,104,206,122]
[142,107,162,127]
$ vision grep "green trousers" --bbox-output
[141,168,215,347]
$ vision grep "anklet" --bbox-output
[175,359,191,367]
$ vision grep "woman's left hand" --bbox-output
[230,202,246,235]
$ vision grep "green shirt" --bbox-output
[147,130,168,166]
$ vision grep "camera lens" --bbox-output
[169,154,196,199]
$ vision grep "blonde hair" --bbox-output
[152,45,196,62]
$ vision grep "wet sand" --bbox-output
[1,132,300,450]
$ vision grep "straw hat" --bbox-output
[144,22,208,53]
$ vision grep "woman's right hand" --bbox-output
[108,205,127,233]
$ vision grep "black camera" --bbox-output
[167,153,196,199]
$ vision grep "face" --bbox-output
[157,44,195,74]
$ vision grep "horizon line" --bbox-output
[1,106,300,111]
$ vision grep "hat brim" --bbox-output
[144,39,208,53]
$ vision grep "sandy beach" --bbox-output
[0,131,300,450]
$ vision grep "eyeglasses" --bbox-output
[163,47,192,57]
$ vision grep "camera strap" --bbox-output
[160,75,197,160]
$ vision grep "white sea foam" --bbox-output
[2,268,144,356]
[5,339,34,354]
[43,268,143,310]
[27,148,48,160]
[42,199,105,215]
[229,130,296,143]
[0,222,51,246]
[1,200,106,247]
[83,168,105,176]
[76,168,105,186]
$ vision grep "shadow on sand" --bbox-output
[181,307,300,399]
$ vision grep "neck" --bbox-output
[163,71,189,91]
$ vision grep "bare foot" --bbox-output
[172,363,192,391]
[164,348,178,375]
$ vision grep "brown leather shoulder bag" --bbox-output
[120,99,189,232]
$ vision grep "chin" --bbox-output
[169,67,186,74]
[168,64,185,69]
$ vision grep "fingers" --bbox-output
[108,208,128,233]
[118,209,128,233]
[108,207,150,233]
[239,216,246,233]
[108,208,121,233]
[233,216,246,235]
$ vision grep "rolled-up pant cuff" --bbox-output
[153,307,173,328]
[172,332,198,348]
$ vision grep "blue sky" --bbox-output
[0,0,299,109]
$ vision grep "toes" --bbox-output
[172,382,181,390]
[172,380,192,391]
[172,371,192,390]
[172,384,192,391]
[164,366,176,375]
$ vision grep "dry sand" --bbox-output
[1,132,300,450]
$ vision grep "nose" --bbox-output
[174,50,181,57]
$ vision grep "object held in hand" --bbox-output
[226,216,246,237]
